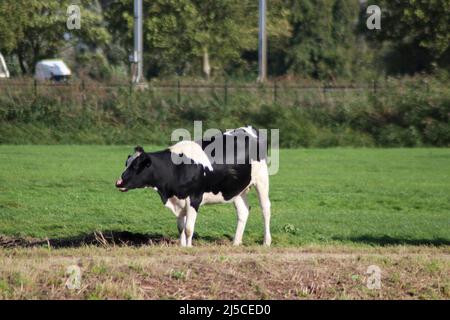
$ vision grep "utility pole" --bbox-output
[258,0,267,83]
[131,0,143,83]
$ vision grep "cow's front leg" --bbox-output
[164,197,188,246]
[184,198,199,247]
[177,215,187,247]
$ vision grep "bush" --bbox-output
[0,77,449,147]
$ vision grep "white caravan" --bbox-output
[35,59,71,82]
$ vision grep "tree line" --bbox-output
[0,0,449,81]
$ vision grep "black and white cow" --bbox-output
[115,126,271,247]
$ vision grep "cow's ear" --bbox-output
[135,146,144,153]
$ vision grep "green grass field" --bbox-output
[0,146,449,246]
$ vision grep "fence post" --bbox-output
[273,80,278,103]
[80,80,85,105]
[224,79,228,106]
[177,79,181,103]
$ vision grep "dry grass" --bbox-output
[0,245,448,300]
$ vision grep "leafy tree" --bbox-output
[284,0,360,80]
[190,0,257,78]
[264,0,294,77]
[362,0,450,74]
[106,0,194,77]
[0,0,110,75]
[0,1,27,55]
[4,0,448,80]
[105,0,260,78]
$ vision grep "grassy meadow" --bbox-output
[0,146,449,246]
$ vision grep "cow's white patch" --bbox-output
[170,140,213,171]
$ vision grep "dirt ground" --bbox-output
[0,242,448,300]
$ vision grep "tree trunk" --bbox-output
[17,50,27,75]
[31,41,41,74]
[202,47,211,80]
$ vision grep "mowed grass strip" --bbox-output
[0,246,449,299]
[0,146,449,246]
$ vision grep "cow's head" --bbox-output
[115,146,153,192]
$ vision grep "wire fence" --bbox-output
[0,79,382,105]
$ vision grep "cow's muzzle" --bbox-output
[115,179,128,192]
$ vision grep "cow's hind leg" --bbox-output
[233,193,250,246]
[253,160,272,246]
[177,214,187,247]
